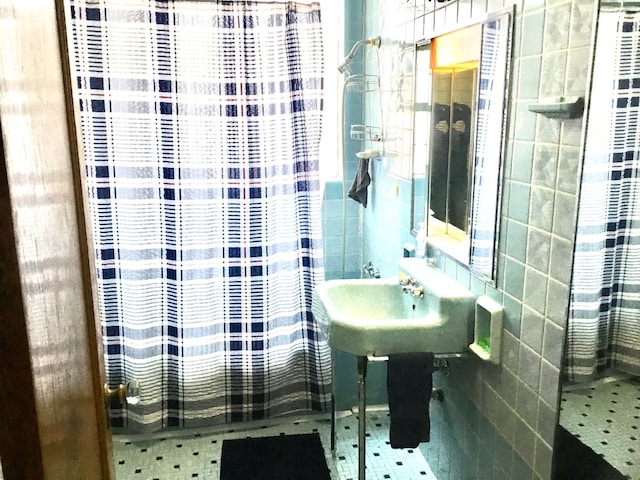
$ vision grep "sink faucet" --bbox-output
[399,273,424,298]
[410,285,424,298]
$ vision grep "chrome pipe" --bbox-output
[338,36,381,75]
[357,356,368,480]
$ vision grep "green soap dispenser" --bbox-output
[469,295,503,364]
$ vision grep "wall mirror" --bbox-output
[411,7,514,283]
[555,3,640,478]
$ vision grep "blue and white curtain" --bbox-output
[469,13,510,280]
[566,8,640,383]
[67,0,331,431]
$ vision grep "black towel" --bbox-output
[387,352,434,448]
[348,158,371,207]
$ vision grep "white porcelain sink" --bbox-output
[313,259,475,356]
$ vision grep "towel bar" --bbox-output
[366,352,468,376]
[366,355,449,399]
[366,352,468,362]
[333,353,461,480]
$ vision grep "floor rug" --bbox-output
[220,432,331,480]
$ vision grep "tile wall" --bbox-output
[323,1,367,283]
[322,0,598,478]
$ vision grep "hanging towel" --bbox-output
[387,352,434,448]
[348,158,371,207]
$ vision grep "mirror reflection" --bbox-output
[430,66,476,233]
[556,5,640,478]
[411,8,513,282]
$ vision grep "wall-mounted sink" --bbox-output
[313,259,475,356]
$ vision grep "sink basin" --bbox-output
[313,259,475,356]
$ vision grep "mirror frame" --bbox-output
[410,6,515,284]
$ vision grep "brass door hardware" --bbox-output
[103,380,140,407]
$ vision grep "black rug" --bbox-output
[553,425,626,480]
[220,432,331,480]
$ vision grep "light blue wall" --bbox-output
[322,0,597,479]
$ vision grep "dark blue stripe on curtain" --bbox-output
[69,0,330,432]
[566,10,640,383]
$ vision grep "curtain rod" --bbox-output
[168,0,321,3]
[161,0,321,4]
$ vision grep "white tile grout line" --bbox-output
[112,409,438,480]
[561,376,640,480]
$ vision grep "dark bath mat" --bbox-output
[220,432,331,480]
[553,425,626,480]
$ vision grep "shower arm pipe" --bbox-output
[337,36,381,75]
[339,78,348,278]
[337,36,378,276]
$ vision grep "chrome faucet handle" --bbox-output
[399,272,411,285]
[364,262,381,279]
[411,286,424,298]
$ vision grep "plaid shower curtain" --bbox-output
[566,9,640,382]
[67,0,331,431]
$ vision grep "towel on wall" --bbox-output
[386,352,435,448]
[348,158,371,207]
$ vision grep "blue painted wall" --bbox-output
[321,1,596,479]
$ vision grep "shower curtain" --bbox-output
[566,8,640,383]
[68,0,331,431]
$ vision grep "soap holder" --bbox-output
[528,96,584,119]
[469,295,503,364]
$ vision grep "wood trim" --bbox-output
[54,0,115,476]
[0,131,45,480]
[0,1,113,478]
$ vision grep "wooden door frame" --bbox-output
[0,1,112,478]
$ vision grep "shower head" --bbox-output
[338,36,381,75]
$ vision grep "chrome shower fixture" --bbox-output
[337,36,381,75]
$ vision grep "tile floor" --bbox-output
[112,409,438,479]
[560,375,640,480]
